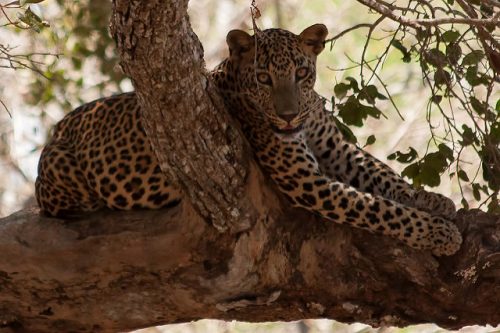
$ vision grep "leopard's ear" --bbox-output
[226,29,254,61]
[299,24,328,56]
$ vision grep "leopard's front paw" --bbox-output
[429,216,462,256]
[413,189,456,219]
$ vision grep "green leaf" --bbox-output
[402,163,420,179]
[458,170,469,182]
[17,6,49,32]
[334,83,350,99]
[338,96,364,127]
[434,69,451,86]
[438,143,454,162]
[472,183,481,201]
[462,50,484,66]
[461,198,469,210]
[465,66,489,86]
[431,95,442,104]
[470,97,487,115]
[364,134,376,147]
[361,104,381,119]
[345,77,359,92]
[495,98,499,112]
[425,49,447,67]
[446,43,462,65]
[387,147,418,163]
[491,121,500,145]
[460,124,477,146]
[358,85,387,104]
[442,30,460,43]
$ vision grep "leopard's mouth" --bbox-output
[271,123,304,136]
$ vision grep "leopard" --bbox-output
[35,93,182,216]
[35,23,462,256]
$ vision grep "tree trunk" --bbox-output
[109,0,253,233]
[1,1,499,333]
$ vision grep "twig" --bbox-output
[365,61,405,120]
[360,15,386,85]
[0,98,12,117]
[326,23,373,45]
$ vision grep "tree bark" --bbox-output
[0,204,499,333]
[109,0,253,233]
[1,1,499,333]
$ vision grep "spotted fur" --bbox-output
[35,24,462,256]
[35,93,181,216]
[211,24,461,256]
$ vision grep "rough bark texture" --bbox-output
[1,1,499,333]
[0,199,499,333]
[109,0,252,232]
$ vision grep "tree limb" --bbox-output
[0,190,499,332]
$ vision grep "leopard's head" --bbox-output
[226,24,328,136]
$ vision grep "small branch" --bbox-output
[326,23,373,44]
[360,15,386,85]
[356,0,499,28]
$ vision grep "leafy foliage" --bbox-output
[25,0,127,112]
[329,0,499,213]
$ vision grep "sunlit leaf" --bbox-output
[17,6,49,32]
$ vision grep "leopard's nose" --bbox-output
[280,113,298,123]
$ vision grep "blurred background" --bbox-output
[0,0,497,332]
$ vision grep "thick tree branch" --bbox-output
[0,192,499,332]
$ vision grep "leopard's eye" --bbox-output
[256,72,272,85]
[295,67,309,81]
